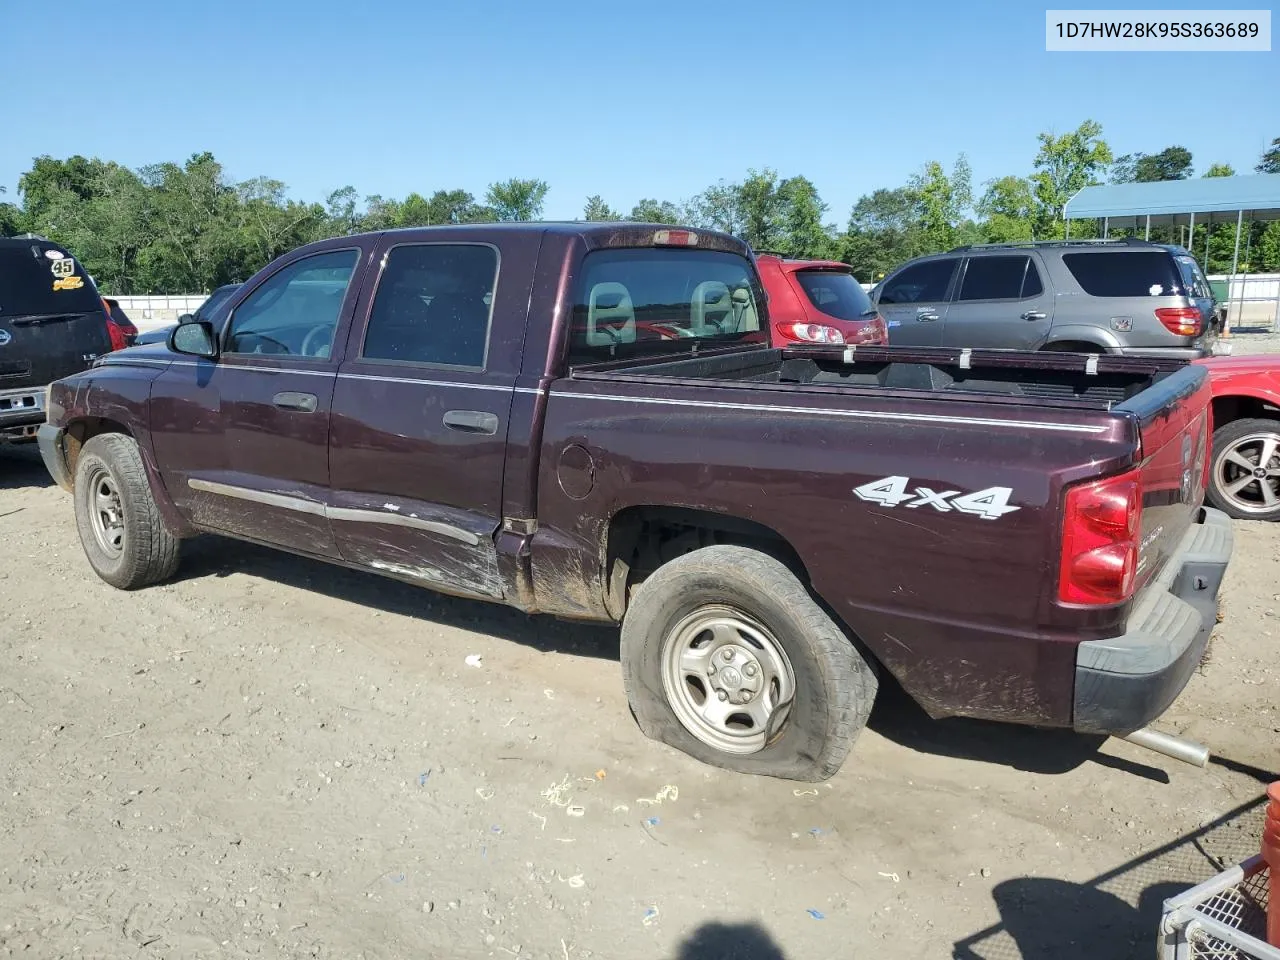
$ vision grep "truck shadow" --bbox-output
[0,445,55,490]
[176,535,621,660]
[671,922,787,959]
[867,677,1173,781]
[953,789,1271,960]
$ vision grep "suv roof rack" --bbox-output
[948,238,1162,253]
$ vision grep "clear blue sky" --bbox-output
[3,0,1277,222]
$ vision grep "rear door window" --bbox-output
[877,259,957,304]
[0,243,101,318]
[568,248,765,365]
[794,270,875,321]
[1063,252,1184,297]
[957,256,1038,301]
[361,244,497,368]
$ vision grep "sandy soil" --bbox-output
[2,337,1278,960]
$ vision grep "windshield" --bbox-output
[568,248,766,366]
[196,285,239,321]
[0,243,102,318]
[794,269,874,322]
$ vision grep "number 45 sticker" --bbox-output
[854,475,1019,521]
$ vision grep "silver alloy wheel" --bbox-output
[660,605,796,755]
[88,465,126,556]
[1214,432,1280,515]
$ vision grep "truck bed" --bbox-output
[572,344,1183,411]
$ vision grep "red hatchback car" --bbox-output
[756,254,887,347]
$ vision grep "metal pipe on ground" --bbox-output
[1121,728,1210,768]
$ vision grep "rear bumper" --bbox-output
[1073,507,1232,736]
[38,423,73,491]
[0,384,47,441]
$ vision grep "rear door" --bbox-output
[874,257,957,345]
[941,254,1054,349]
[0,242,111,390]
[327,233,539,598]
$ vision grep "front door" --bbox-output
[875,257,958,346]
[150,245,368,557]
[940,254,1054,349]
[327,237,534,598]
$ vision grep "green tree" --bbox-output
[775,175,834,258]
[582,195,619,221]
[976,175,1036,242]
[838,186,926,281]
[325,186,360,235]
[1030,120,1112,238]
[1257,137,1280,174]
[1203,163,1235,178]
[909,156,971,252]
[1112,146,1193,183]
[485,178,549,221]
[628,198,683,224]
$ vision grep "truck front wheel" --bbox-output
[620,545,876,781]
[73,433,181,589]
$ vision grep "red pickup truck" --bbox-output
[38,223,1231,780]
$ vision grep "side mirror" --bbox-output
[176,313,195,324]
[169,320,218,359]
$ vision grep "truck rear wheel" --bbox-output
[620,545,876,781]
[73,433,180,589]
[1207,416,1280,521]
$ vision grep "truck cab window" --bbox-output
[225,250,358,357]
[362,244,497,368]
[568,248,765,366]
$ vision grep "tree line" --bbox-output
[2,124,1278,295]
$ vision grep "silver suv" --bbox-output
[871,239,1220,358]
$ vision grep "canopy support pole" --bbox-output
[1225,210,1244,337]
[1145,215,1151,240]
[1188,212,1195,252]
[1102,216,1109,239]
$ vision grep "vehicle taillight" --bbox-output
[1058,468,1141,605]
[104,318,127,352]
[850,315,888,344]
[784,323,845,344]
[1155,307,1202,337]
[652,229,698,247]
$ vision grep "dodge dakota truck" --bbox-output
[38,223,1232,781]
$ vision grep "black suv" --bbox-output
[1,237,112,443]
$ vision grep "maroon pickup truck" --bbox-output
[38,223,1231,781]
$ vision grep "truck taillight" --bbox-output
[1155,307,1202,337]
[652,229,698,247]
[1058,469,1141,606]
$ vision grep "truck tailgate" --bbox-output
[1115,363,1213,590]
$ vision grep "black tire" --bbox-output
[620,545,877,781]
[73,433,180,588]
[1206,416,1280,521]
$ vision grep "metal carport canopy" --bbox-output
[1064,174,1280,228]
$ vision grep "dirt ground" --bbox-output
[2,339,1279,960]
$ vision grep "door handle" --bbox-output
[916,312,940,322]
[273,391,318,412]
[1021,311,1047,321]
[443,409,499,435]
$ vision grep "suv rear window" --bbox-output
[1062,252,1185,298]
[568,249,765,365]
[794,269,875,322]
[0,243,102,318]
